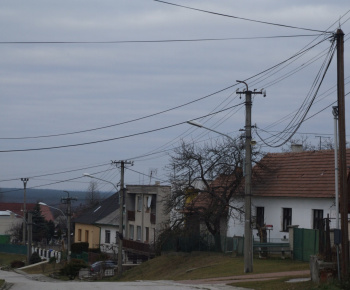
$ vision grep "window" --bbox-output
[313,209,324,230]
[105,230,111,244]
[85,230,89,242]
[282,208,292,232]
[145,227,149,243]
[137,196,142,211]
[256,207,264,229]
[137,226,141,241]
[78,229,82,241]
[129,225,134,240]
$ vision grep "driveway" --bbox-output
[0,270,247,290]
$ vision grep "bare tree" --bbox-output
[85,181,100,206]
[167,137,263,251]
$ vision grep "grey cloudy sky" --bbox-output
[0,0,349,195]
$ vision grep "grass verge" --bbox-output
[115,252,309,282]
[0,253,26,265]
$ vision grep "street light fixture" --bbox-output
[38,202,66,218]
[187,121,236,142]
[83,173,123,275]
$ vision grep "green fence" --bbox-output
[293,228,319,262]
[0,244,27,255]
[0,235,10,244]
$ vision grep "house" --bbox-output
[227,149,350,242]
[73,183,171,259]
[73,193,120,249]
[123,184,170,257]
[0,203,54,222]
[0,211,21,240]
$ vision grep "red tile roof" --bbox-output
[252,149,350,198]
[0,203,54,221]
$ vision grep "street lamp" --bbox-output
[83,173,123,275]
[187,119,253,272]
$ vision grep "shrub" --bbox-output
[59,259,87,280]
[11,260,25,268]
[29,252,42,264]
[71,242,89,254]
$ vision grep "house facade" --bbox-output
[73,193,120,249]
[73,183,170,257]
[125,184,171,244]
[227,149,350,242]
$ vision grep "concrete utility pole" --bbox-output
[336,29,349,279]
[236,81,266,273]
[61,191,77,262]
[112,160,133,276]
[21,178,29,244]
[27,212,32,265]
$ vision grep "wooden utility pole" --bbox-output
[236,81,266,273]
[336,28,348,278]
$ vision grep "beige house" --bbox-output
[125,184,170,244]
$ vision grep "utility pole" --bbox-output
[61,191,77,262]
[21,178,29,244]
[336,28,348,278]
[27,212,32,265]
[236,81,266,273]
[112,160,133,276]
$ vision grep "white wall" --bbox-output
[100,225,119,254]
[227,197,336,242]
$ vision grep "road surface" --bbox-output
[0,270,247,290]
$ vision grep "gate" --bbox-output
[293,228,319,262]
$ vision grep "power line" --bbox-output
[0,34,323,45]
[0,102,244,153]
[153,0,333,34]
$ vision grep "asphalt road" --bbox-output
[0,270,247,290]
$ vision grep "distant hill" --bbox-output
[0,188,112,207]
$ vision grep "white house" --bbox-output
[227,149,350,242]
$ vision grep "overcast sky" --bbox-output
[0,0,349,196]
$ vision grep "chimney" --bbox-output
[155,181,160,186]
[291,144,303,152]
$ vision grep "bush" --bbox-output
[11,260,25,268]
[29,252,42,265]
[59,259,87,280]
[71,242,89,254]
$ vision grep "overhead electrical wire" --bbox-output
[255,39,337,148]
[0,102,245,153]
[153,0,333,34]
[0,34,324,45]
[2,10,350,191]
[0,37,329,141]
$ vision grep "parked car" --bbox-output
[90,260,117,273]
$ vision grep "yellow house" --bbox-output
[73,193,120,249]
